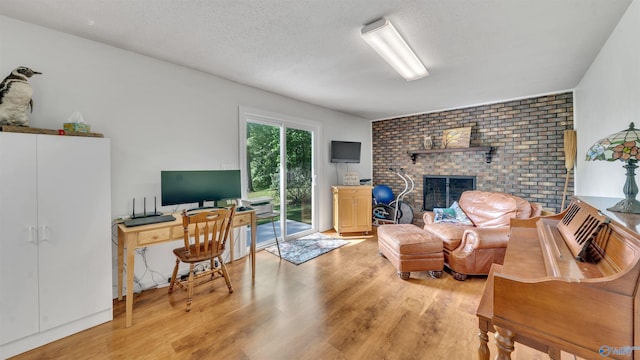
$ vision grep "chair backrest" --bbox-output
[458,190,542,228]
[181,205,236,259]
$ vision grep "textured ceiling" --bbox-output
[0,0,632,120]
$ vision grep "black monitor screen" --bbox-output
[161,170,241,208]
[330,140,361,163]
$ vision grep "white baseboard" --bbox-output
[1,308,112,359]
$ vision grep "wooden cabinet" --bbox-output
[0,132,112,358]
[332,186,372,234]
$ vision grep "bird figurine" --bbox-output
[423,135,433,150]
[0,66,42,127]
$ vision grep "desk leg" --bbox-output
[125,244,135,328]
[251,212,256,279]
[117,228,124,301]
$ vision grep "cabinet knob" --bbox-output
[27,225,38,244]
[39,225,50,243]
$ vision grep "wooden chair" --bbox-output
[168,205,236,311]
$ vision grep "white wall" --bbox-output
[575,0,640,197]
[0,16,372,294]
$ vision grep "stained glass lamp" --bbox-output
[586,122,640,213]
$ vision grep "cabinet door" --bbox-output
[338,194,356,229]
[354,194,372,229]
[0,133,39,344]
[36,135,112,331]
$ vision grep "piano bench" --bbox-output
[377,224,444,280]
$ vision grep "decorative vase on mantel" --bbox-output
[423,135,433,150]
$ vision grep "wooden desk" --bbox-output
[117,209,256,327]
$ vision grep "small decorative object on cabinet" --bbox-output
[0,66,42,127]
[332,185,372,235]
[343,172,360,186]
[0,132,112,359]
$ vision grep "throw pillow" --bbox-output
[451,201,473,226]
[433,206,457,223]
[433,201,473,225]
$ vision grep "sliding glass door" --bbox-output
[284,128,313,237]
[241,108,318,249]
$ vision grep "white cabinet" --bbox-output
[0,132,112,358]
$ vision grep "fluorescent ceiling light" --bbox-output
[361,18,428,81]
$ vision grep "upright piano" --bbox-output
[477,196,640,359]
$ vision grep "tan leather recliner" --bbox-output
[422,190,542,280]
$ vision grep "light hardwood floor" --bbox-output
[12,230,564,360]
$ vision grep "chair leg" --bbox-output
[186,263,194,312]
[168,258,180,294]
[218,255,233,293]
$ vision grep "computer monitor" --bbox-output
[161,170,241,209]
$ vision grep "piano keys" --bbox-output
[477,196,640,359]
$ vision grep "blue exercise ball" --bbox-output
[373,185,394,204]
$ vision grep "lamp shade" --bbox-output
[585,122,640,214]
[586,122,640,162]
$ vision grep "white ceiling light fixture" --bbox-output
[361,18,428,81]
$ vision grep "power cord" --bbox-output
[135,247,164,291]
[111,221,163,294]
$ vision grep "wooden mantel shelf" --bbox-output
[407,146,495,164]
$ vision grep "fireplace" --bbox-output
[423,176,476,210]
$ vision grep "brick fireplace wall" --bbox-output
[371,92,574,218]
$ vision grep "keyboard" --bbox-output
[123,214,176,227]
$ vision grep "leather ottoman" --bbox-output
[377,224,444,280]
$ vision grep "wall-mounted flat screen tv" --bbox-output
[161,170,241,209]
[331,140,361,163]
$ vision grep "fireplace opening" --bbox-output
[423,176,476,211]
